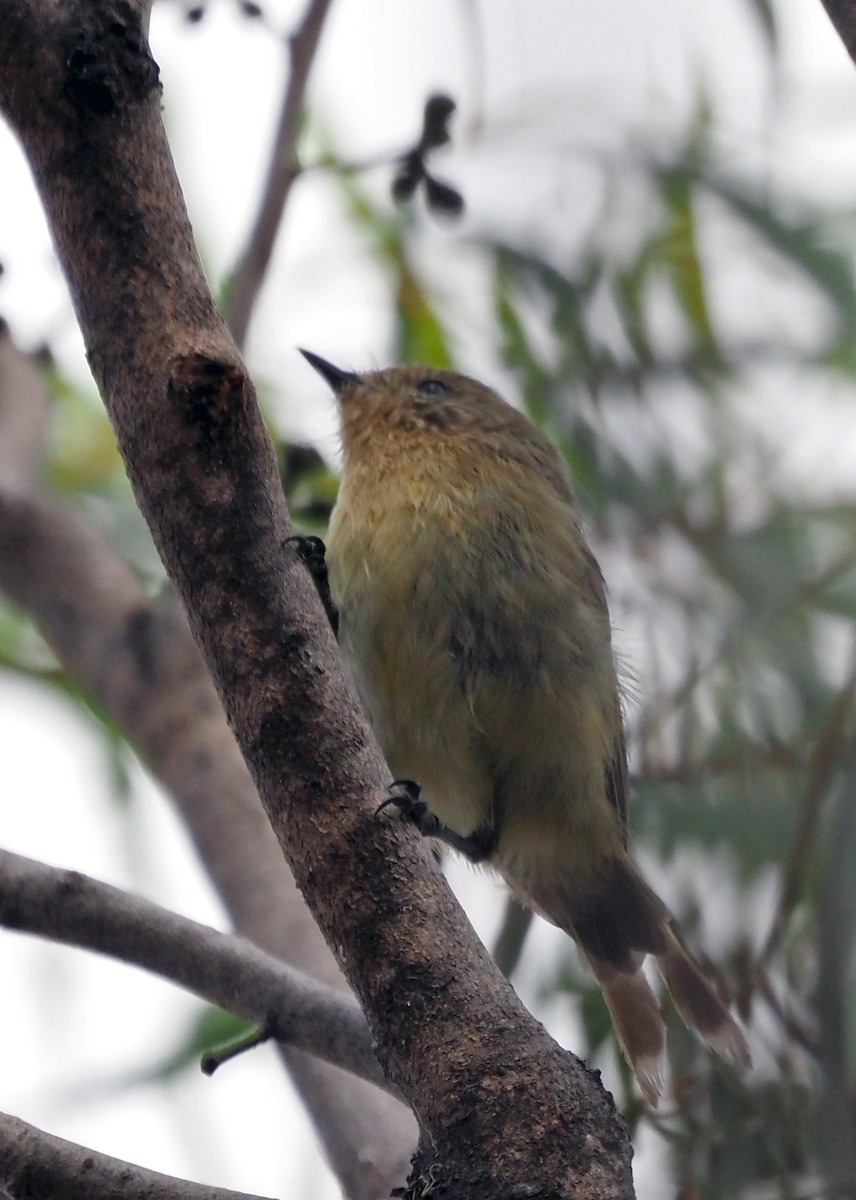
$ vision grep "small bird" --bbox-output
[300,349,750,1105]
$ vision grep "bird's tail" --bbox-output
[587,954,667,1105]
[520,855,750,1106]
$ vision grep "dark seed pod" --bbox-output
[391,153,424,204]
[421,94,456,151]
[424,174,465,217]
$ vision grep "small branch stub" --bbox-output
[201,1026,272,1077]
[63,1,161,116]
[169,354,247,445]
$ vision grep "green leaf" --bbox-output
[124,1007,255,1089]
[655,166,721,362]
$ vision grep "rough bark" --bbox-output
[0,1112,275,1200]
[0,3,635,1195]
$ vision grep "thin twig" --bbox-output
[760,641,856,966]
[201,1025,273,1076]
[491,895,533,979]
[753,964,818,1058]
[225,0,333,348]
[816,744,856,1190]
[634,742,804,788]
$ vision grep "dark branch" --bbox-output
[0,322,417,1196]
[817,0,856,70]
[0,1111,274,1200]
[225,0,333,348]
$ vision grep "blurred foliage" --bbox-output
[484,138,856,1197]
[323,86,856,1198]
[4,3,856,1196]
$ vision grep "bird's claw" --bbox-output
[286,534,328,580]
[286,535,339,635]
[377,780,497,862]
[376,780,434,830]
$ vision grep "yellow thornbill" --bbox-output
[300,349,751,1106]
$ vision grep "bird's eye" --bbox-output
[417,379,450,397]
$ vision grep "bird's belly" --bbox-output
[337,599,494,839]
[327,501,624,870]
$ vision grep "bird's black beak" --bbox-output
[299,349,360,393]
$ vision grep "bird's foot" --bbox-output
[286,535,339,635]
[378,780,497,863]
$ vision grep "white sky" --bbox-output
[1,1,855,1197]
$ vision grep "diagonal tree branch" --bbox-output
[224,0,333,349]
[0,1111,275,1200]
[817,0,856,69]
[0,323,416,1192]
[0,4,634,1196]
[0,847,397,1096]
[0,317,48,492]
